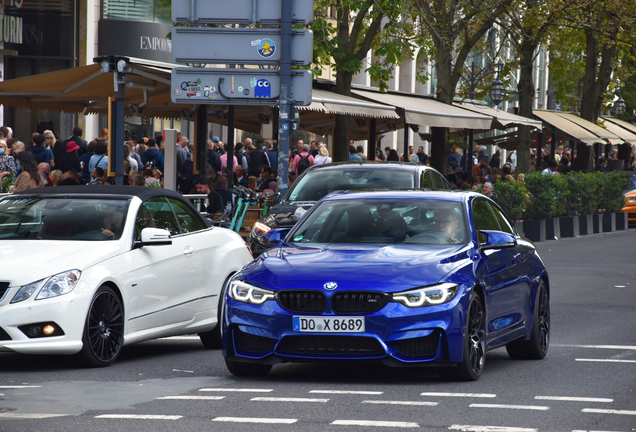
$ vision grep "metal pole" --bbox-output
[195,105,208,185]
[277,0,292,195]
[403,123,410,162]
[550,132,556,161]
[227,105,235,188]
[368,118,376,161]
[467,129,474,173]
[114,71,125,186]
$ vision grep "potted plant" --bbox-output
[562,172,600,236]
[523,172,564,241]
[597,172,631,232]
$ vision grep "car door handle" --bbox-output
[184,246,194,255]
[512,253,521,264]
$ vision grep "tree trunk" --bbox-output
[333,71,353,162]
[430,44,454,175]
[517,39,538,174]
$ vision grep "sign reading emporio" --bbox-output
[98,20,173,63]
[140,35,172,53]
[0,13,23,44]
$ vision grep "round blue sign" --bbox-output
[257,39,276,58]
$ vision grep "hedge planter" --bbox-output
[514,221,525,237]
[602,213,616,232]
[559,216,580,238]
[616,212,628,231]
[592,214,601,233]
[523,219,546,242]
[545,217,560,240]
[579,215,594,235]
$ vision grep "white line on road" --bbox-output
[95,414,182,420]
[156,396,225,400]
[0,413,69,419]
[535,396,613,403]
[582,408,636,415]
[212,417,297,424]
[470,404,549,411]
[332,420,419,428]
[160,336,200,340]
[572,430,631,432]
[251,397,329,403]
[573,345,636,350]
[575,359,636,364]
[0,386,41,389]
[449,426,537,432]
[421,392,496,398]
[172,369,194,373]
[363,400,439,406]
[310,390,383,395]
[199,388,273,392]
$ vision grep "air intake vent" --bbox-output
[0,282,10,302]
[331,292,388,314]
[277,291,326,313]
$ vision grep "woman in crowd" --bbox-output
[10,151,42,192]
[387,149,400,162]
[314,145,332,165]
[0,140,17,179]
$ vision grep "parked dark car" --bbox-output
[249,161,454,256]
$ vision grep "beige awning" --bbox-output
[554,112,623,144]
[351,89,492,130]
[533,111,607,145]
[602,117,636,145]
[455,102,543,130]
[301,89,399,119]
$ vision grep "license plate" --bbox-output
[292,316,365,333]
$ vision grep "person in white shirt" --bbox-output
[314,145,332,165]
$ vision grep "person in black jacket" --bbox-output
[247,140,271,177]
[57,141,82,174]
[206,139,222,172]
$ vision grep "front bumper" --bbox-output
[0,281,96,355]
[223,290,470,366]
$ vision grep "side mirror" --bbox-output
[479,230,517,250]
[261,227,291,245]
[137,227,172,247]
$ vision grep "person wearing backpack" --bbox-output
[292,144,315,177]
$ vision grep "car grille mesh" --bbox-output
[0,327,11,341]
[0,282,10,302]
[277,291,326,313]
[391,331,440,357]
[234,328,276,355]
[331,292,388,313]
[277,335,385,357]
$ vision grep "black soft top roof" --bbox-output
[13,185,183,201]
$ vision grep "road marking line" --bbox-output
[172,369,194,373]
[332,420,419,428]
[470,404,549,411]
[615,285,626,288]
[0,386,41,389]
[574,345,636,350]
[575,359,636,364]
[160,336,200,340]
[582,408,636,415]
[535,396,613,403]
[95,414,182,420]
[251,397,329,403]
[421,392,496,398]
[572,430,631,432]
[363,400,438,406]
[0,413,69,419]
[0,393,4,396]
[156,396,225,400]
[212,417,297,424]
[449,426,537,432]
[199,388,273,392]
[310,390,383,395]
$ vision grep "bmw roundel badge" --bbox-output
[324,282,338,290]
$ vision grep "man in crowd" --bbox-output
[140,138,164,172]
[247,139,271,177]
[207,139,222,173]
[417,146,428,164]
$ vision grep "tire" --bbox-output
[441,291,486,381]
[506,280,550,360]
[78,286,124,368]
[198,274,233,349]
[224,358,272,377]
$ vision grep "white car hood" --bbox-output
[0,240,126,286]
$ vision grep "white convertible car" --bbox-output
[0,186,253,367]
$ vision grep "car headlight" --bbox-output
[11,279,45,304]
[626,196,636,203]
[229,280,275,305]
[392,283,459,307]
[35,270,81,301]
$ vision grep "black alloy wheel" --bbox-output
[506,281,550,360]
[78,286,124,367]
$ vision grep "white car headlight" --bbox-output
[392,283,459,307]
[35,270,82,301]
[11,279,45,304]
[229,280,275,305]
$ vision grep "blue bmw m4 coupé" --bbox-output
[222,190,550,381]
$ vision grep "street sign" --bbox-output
[171,68,313,106]
[172,0,314,25]
[172,28,313,66]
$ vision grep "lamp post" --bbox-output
[614,97,626,117]
[489,76,507,109]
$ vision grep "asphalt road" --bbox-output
[1,229,635,432]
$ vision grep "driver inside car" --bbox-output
[434,207,461,244]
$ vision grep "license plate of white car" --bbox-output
[292,316,365,333]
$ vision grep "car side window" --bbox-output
[167,198,206,234]
[421,171,434,189]
[472,199,500,244]
[490,203,514,235]
[137,197,181,238]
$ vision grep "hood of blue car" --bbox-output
[242,243,474,289]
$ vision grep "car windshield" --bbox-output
[289,198,467,245]
[0,197,130,240]
[287,168,415,202]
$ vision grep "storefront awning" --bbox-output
[302,89,399,119]
[533,111,608,145]
[601,117,636,145]
[351,89,492,130]
[554,112,623,144]
[455,102,543,130]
